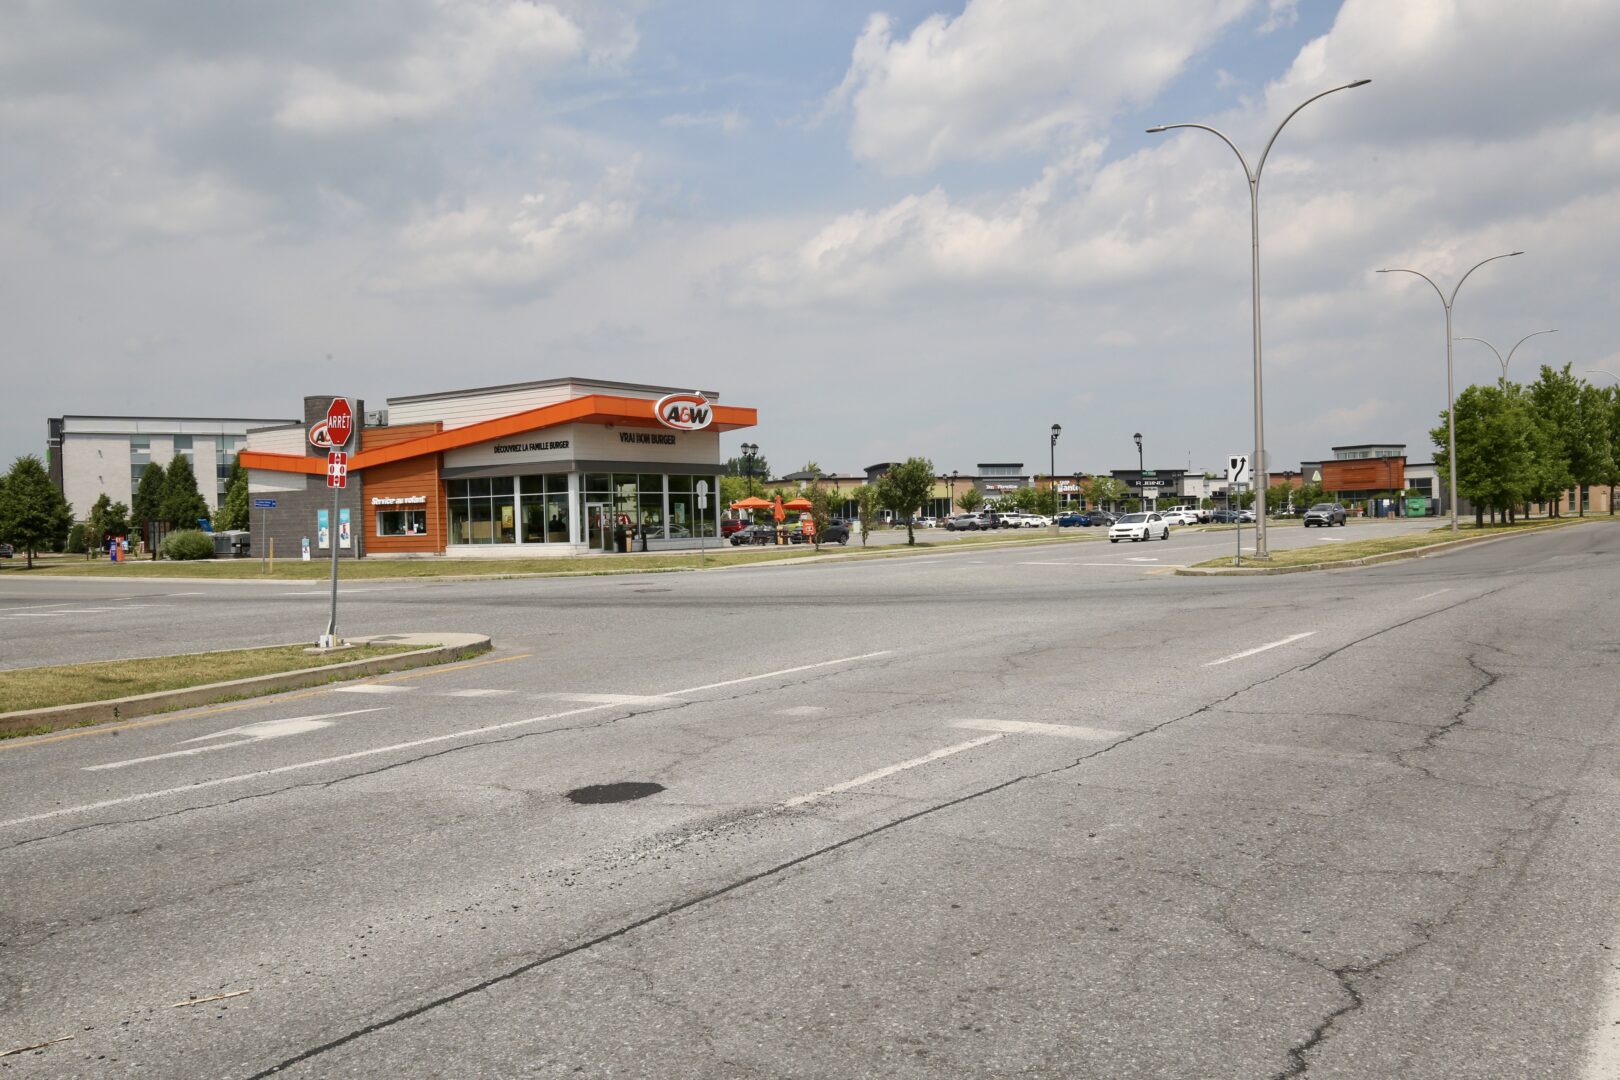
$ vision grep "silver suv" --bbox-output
[1303,503,1347,527]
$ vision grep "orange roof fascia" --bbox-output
[240,394,757,475]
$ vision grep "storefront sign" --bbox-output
[494,440,568,454]
[621,432,676,445]
[654,392,712,431]
[371,495,428,506]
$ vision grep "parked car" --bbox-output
[945,513,980,531]
[1109,512,1170,543]
[1239,509,1256,523]
[1158,508,1199,526]
[729,524,780,546]
[0,543,12,559]
[1055,511,1090,527]
[720,518,748,537]
[817,519,851,545]
[1085,509,1119,526]
[1209,509,1242,523]
[1303,502,1347,527]
[911,516,938,529]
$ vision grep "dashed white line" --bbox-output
[1413,588,1453,602]
[674,651,893,695]
[441,689,515,698]
[781,735,1003,808]
[1204,632,1317,667]
[331,684,417,695]
[951,719,1124,740]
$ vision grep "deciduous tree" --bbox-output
[956,486,984,513]
[853,485,882,547]
[875,457,935,545]
[216,459,250,531]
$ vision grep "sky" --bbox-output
[4,0,1619,481]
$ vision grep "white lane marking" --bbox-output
[441,689,515,698]
[675,651,893,695]
[540,693,680,706]
[330,684,416,695]
[951,719,1124,740]
[1126,557,1159,563]
[83,710,383,772]
[1583,936,1620,1080]
[1204,631,1317,667]
[1413,588,1453,602]
[782,735,1004,808]
[1017,561,1081,566]
[2,653,897,829]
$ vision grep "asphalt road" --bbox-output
[2,518,1616,1078]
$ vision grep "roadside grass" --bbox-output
[0,643,423,716]
[11,528,1100,580]
[1190,516,1602,569]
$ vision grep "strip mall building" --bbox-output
[240,379,756,558]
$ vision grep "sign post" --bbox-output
[1228,454,1251,566]
[696,480,709,568]
[254,498,277,574]
[321,397,352,647]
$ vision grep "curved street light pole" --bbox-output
[1455,329,1557,384]
[1376,252,1523,533]
[1148,78,1370,560]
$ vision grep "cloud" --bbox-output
[273,2,586,133]
[1257,0,1300,34]
[660,109,748,135]
[821,0,1253,174]
[369,159,641,298]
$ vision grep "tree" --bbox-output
[1266,482,1294,514]
[160,455,210,530]
[84,494,130,558]
[853,485,881,547]
[1574,382,1615,516]
[215,458,250,531]
[806,479,836,551]
[132,461,166,534]
[798,461,822,477]
[1083,475,1126,511]
[723,454,771,495]
[1526,364,1581,515]
[874,457,935,545]
[1432,382,1537,526]
[0,455,73,568]
[956,486,984,513]
[1602,385,1620,515]
[1006,486,1037,512]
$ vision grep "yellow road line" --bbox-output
[0,651,532,751]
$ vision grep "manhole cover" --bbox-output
[566,782,665,805]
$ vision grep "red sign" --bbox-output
[326,451,348,489]
[325,398,354,448]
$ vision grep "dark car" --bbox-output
[1055,512,1088,527]
[1209,509,1242,523]
[729,524,775,546]
[817,519,851,545]
[1303,502,1347,527]
[0,543,12,559]
[1084,510,1118,526]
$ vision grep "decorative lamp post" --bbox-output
[950,470,959,513]
[1050,424,1062,533]
[1377,251,1523,533]
[1455,329,1557,385]
[1147,77,1371,559]
[740,442,760,497]
[1133,432,1144,509]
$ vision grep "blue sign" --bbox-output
[253,498,278,509]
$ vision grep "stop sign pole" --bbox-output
[322,398,352,648]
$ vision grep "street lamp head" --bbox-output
[1051,423,1061,435]
[1347,78,1372,88]
[1133,432,1143,449]
[1144,125,1167,134]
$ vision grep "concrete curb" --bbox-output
[1174,519,1595,576]
[0,633,492,738]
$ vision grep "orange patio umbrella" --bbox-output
[782,498,813,512]
[773,495,787,522]
[729,496,773,510]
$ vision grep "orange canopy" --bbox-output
[730,496,773,510]
[782,498,812,511]
[773,496,786,522]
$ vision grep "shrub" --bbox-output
[160,529,215,561]
[66,523,87,554]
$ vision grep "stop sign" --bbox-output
[325,398,353,448]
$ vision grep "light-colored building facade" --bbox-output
[46,414,297,520]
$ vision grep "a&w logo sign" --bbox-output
[654,392,712,431]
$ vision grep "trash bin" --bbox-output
[613,522,629,553]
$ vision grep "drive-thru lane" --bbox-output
[2,520,1615,1078]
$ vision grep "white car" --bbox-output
[1109,512,1170,543]
[1158,508,1199,526]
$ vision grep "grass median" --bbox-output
[0,643,423,718]
[8,529,1100,579]
[1189,516,1602,569]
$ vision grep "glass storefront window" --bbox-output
[584,474,610,494]
[378,509,428,536]
[469,499,494,543]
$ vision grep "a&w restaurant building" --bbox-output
[240,378,757,558]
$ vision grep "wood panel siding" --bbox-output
[360,423,443,555]
[1321,458,1405,492]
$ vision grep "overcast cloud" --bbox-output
[4,0,1618,489]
